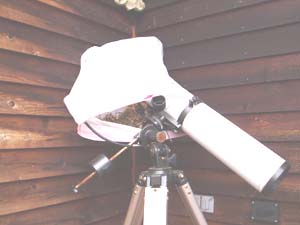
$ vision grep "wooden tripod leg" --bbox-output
[176,181,208,225]
[123,184,145,225]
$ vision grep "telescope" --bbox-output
[64,36,289,225]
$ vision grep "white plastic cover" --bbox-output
[64,37,192,141]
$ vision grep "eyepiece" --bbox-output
[150,96,166,112]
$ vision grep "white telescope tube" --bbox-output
[177,102,288,192]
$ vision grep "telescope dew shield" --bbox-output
[180,102,289,192]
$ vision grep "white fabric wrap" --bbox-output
[64,37,192,141]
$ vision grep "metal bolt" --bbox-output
[178,173,184,179]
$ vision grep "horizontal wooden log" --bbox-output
[36,0,130,33]
[227,112,300,142]
[0,172,130,216]
[168,215,232,225]
[144,0,300,48]
[0,0,127,44]
[0,146,132,183]
[168,215,192,225]
[0,82,69,116]
[172,142,300,174]
[38,219,82,225]
[184,169,300,203]
[165,22,300,70]
[169,192,300,225]
[0,116,95,149]
[84,192,130,224]
[193,79,300,114]
[0,147,125,183]
[0,191,130,225]
[171,52,300,90]
[137,0,271,32]
[0,49,79,89]
[0,17,92,65]
[87,214,125,225]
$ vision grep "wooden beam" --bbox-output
[83,191,130,225]
[192,79,300,114]
[0,147,98,183]
[0,146,132,183]
[0,0,128,44]
[0,82,69,117]
[227,112,300,142]
[0,49,79,89]
[171,52,300,90]
[86,214,125,225]
[0,17,91,65]
[0,116,94,149]
[0,173,130,216]
[165,22,300,70]
[168,215,231,225]
[137,0,272,32]
[42,219,82,225]
[143,0,300,47]
[0,191,130,225]
[36,0,131,34]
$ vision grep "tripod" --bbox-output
[123,142,208,225]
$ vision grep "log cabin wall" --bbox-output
[135,0,300,224]
[1,1,300,225]
[0,1,133,224]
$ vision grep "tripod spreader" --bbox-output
[137,168,186,188]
